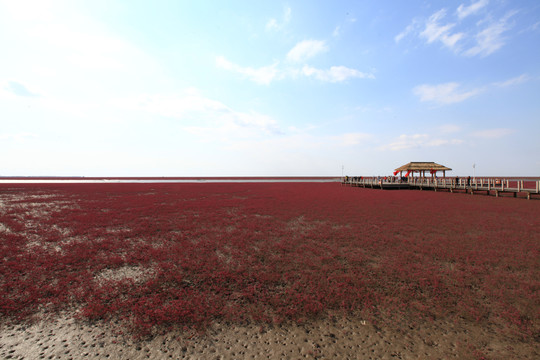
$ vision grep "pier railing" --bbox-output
[341,177,540,199]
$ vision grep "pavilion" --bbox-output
[394,162,452,178]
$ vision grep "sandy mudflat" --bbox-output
[1,315,537,360]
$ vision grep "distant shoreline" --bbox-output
[0,176,341,183]
[1,175,538,183]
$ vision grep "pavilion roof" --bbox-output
[394,162,452,172]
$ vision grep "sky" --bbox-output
[1,0,539,177]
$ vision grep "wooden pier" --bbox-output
[341,177,540,200]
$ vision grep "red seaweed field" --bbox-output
[0,182,538,342]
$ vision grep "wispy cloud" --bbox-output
[471,128,515,139]
[439,124,462,133]
[524,21,540,33]
[266,6,291,32]
[397,2,517,57]
[114,89,282,136]
[216,56,280,85]
[2,0,154,73]
[185,111,283,142]
[334,132,373,146]
[395,20,420,43]
[115,88,224,118]
[463,11,517,57]
[302,65,374,83]
[286,40,328,63]
[457,0,489,20]
[492,74,529,87]
[381,134,463,151]
[414,74,528,105]
[0,132,38,142]
[218,40,371,84]
[420,9,464,50]
[413,82,482,104]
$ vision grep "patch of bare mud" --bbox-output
[1,315,536,359]
[287,216,326,233]
[95,265,155,285]
[0,223,10,233]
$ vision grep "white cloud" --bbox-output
[493,74,529,88]
[381,134,463,151]
[420,10,451,43]
[426,138,464,147]
[382,134,427,151]
[266,19,278,31]
[463,11,517,57]
[334,132,373,146]
[457,0,489,20]
[439,124,462,134]
[302,65,374,82]
[414,75,528,106]
[216,56,373,84]
[420,9,464,50]
[266,6,291,31]
[471,128,515,139]
[528,21,540,32]
[1,0,55,23]
[30,24,132,70]
[0,79,94,119]
[1,0,156,78]
[354,105,393,113]
[232,111,282,135]
[114,89,282,136]
[395,20,420,43]
[413,82,482,104]
[284,7,292,23]
[184,112,282,142]
[4,3,141,71]
[286,40,328,63]
[216,56,280,85]
[397,3,517,57]
[0,132,37,142]
[115,89,225,118]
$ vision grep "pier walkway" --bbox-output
[342,177,540,200]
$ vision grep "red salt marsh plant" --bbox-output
[0,182,538,340]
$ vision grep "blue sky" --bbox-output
[1,0,539,176]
